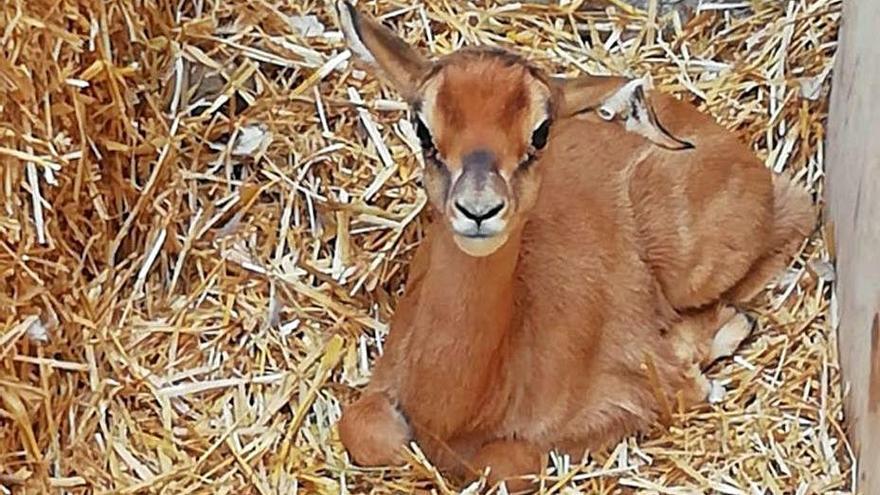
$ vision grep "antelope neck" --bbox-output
[413,226,522,361]
[431,227,521,318]
[400,226,523,438]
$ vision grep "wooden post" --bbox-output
[826,0,880,492]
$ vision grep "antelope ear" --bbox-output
[335,1,430,100]
[596,78,693,150]
[552,74,631,118]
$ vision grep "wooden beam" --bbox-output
[826,0,880,492]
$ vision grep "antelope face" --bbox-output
[337,1,554,256]
[413,54,552,256]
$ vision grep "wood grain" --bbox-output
[826,0,880,492]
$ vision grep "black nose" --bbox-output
[455,201,506,226]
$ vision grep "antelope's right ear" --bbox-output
[596,78,694,150]
[336,1,430,100]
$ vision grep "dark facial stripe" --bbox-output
[461,149,496,189]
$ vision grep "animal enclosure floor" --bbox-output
[0,0,852,493]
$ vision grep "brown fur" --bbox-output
[334,2,815,491]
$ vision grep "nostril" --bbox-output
[482,202,505,220]
[454,201,474,220]
[455,201,506,223]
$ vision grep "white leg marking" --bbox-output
[710,313,753,361]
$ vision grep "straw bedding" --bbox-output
[0,0,852,493]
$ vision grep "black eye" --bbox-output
[414,117,435,152]
[531,119,551,150]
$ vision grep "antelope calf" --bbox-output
[334,2,813,491]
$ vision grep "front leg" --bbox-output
[471,439,543,493]
[338,392,411,466]
[338,283,418,467]
[337,239,430,466]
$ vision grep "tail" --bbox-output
[725,174,816,303]
[769,174,816,246]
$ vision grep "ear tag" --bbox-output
[596,77,650,121]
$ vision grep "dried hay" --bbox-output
[0,0,851,493]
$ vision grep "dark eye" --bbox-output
[531,119,551,150]
[414,116,435,152]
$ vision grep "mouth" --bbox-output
[452,226,505,241]
[459,231,493,239]
[451,229,510,257]
[450,219,506,240]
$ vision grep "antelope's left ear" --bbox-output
[335,1,430,101]
[597,78,694,150]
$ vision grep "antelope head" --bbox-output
[336,1,689,256]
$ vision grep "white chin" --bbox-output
[452,232,510,257]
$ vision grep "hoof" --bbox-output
[710,311,754,362]
[471,440,542,493]
[338,393,411,467]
